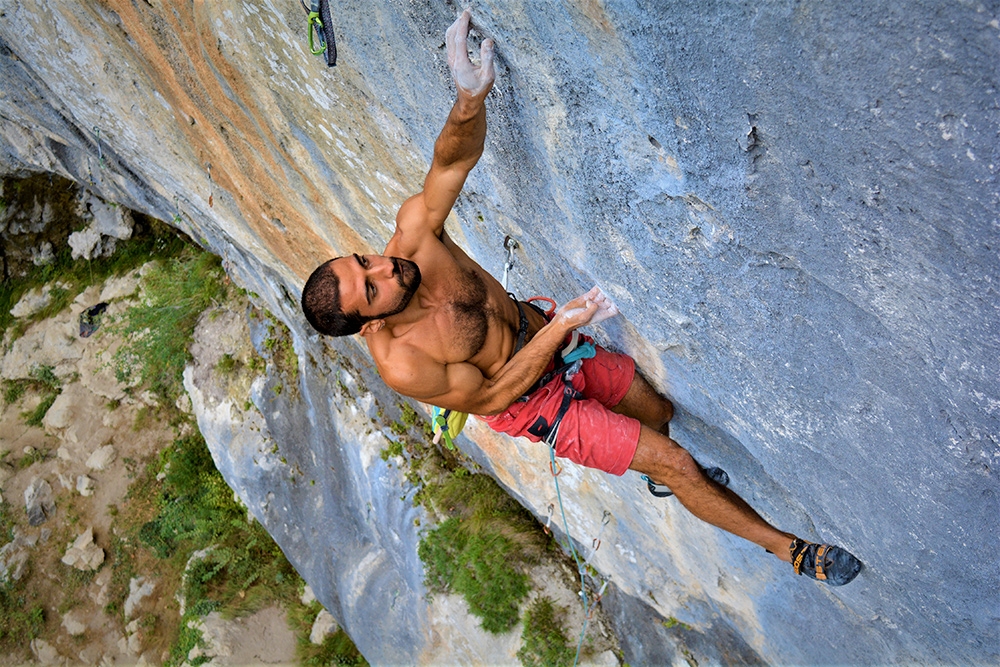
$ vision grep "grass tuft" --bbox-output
[517,596,577,667]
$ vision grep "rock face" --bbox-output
[1,1,997,664]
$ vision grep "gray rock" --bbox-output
[0,529,32,582]
[86,445,116,471]
[68,227,105,261]
[23,477,55,526]
[30,638,61,665]
[62,611,87,636]
[61,528,104,571]
[124,576,156,620]
[309,609,338,645]
[99,271,140,302]
[76,475,96,497]
[10,285,51,318]
[31,241,54,266]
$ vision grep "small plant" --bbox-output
[663,616,693,631]
[2,380,26,405]
[216,353,239,375]
[379,440,404,462]
[16,447,49,469]
[517,597,576,667]
[22,393,58,428]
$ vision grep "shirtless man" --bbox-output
[301,11,861,586]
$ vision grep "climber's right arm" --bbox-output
[392,10,495,255]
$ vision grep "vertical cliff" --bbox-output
[1,0,997,663]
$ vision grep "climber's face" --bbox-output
[331,253,421,321]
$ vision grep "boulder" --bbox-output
[10,285,51,319]
[124,576,156,620]
[23,477,55,526]
[29,638,61,665]
[61,528,104,571]
[76,475,95,497]
[0,529,32,582]
[86,444,116,471]
[309,609,338,645]
[62,612,87,636]
[99,271,140,302]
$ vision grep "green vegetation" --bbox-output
[417,471,546,634]
[517,597,577,667]
[286,599,368,667]
[2,363,63,427]
[108,249,226,405]
[0,578,45,654]
[0,210,188,344]
[663,616,693,631]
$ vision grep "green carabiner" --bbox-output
[308,12,326,55]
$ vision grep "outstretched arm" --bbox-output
[381,288,620,414]
[394,10,495,250]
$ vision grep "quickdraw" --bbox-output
[302,0,337,67]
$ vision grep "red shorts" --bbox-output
[479,343,640,476]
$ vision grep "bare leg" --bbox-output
[613,372,673,433]
[629,425,795,561]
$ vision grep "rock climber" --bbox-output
[301,10,861,586]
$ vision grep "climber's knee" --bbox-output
[628,426,699,486]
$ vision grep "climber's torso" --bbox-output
[366,230,547,384]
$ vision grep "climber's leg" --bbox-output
[612,372,674,434]
[628,426,796,560]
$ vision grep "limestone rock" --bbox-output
[10,285,52,318]
[62,611,87,636]
[99,271,140,302]
[0,529,32,582]
[89,568,113,607]
[31,241,54,266]
[62,527,104,571]
[30,638,61,665]
[24,477,55,526]
[1,311,81,379]
[309,609,338,645]
[77,475,96,497]
[124,576,156,620]
[42,389,77,431]
[86,445,116,471]
[68,227,105,261]
[300,584,316,606]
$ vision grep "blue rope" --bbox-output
[549,446,592,667]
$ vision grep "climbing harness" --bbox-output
[302,0,337,67]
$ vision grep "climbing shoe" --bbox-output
[642,466,730,498]
[789,538,862,586]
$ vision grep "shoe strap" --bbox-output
[815,544,828,581]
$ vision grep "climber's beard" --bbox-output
[375,257,422,318]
